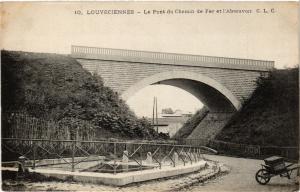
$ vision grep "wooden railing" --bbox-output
[2,113,96,141]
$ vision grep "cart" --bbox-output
[255,156,299,185]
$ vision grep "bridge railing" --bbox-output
[71,45,274,71]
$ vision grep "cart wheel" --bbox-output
[255,169,270,185]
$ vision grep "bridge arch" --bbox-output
[121,71,242,112]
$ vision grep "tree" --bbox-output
[162,108,174,114]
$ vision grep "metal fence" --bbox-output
[4,112,297,169]
[1,112,212,174]
[176,138,299,161]
[2,138,206,173]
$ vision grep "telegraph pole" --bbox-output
[155,97,158,133]
[152,97,155,126]
[152,96,159,133]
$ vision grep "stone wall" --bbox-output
[187,112,234,143]
[77,59,265,103]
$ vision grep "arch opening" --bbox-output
[126,84,203,118]
[122,71,241,112]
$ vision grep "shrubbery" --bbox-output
[1,50,167,140]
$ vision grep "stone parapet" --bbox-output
[71,45,274,72]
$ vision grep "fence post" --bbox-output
[140,154,143,170]
[193,147,198,162]
[173,152,178,167]
[71,140,75,172]
[32,140,36,169]
[113,160,116,174]
[139,145,143,170]
[17,156,27,178]
[114,142,117,159]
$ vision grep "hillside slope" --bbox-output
[173,107,209,139]
[1,50,165,139]
[216,68,299,147]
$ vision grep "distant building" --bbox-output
[156,116,190,137]
[161,109,193,118]
[150,109,193,137]
[161,113,182,117]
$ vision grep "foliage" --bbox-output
[162,108,174,114]
[1,50,167,140]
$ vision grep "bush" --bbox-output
[1,50,168,140]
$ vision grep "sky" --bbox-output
[127,85,204,118]
[1,2,298,117]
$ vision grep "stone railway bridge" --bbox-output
[71,45,274,140]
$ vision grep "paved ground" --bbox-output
[2,155,299,191]
[186,154,299,192]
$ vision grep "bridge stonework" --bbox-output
[71,46,274,112]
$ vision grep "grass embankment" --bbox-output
[1,50,167,140]
[216,68,299,147]
[174,68,298,148]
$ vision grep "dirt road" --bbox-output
[187,154,299,192]
[2,155,299,191]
